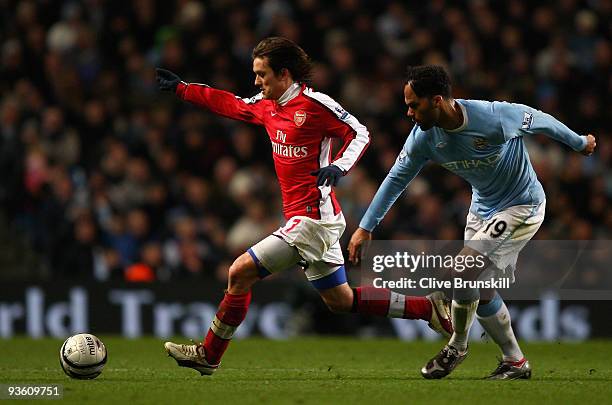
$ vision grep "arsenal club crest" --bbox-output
[294,110,307,127]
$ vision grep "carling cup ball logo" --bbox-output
[294,110,307,127]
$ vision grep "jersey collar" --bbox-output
[276,82,302,106]
[446,100,468,133]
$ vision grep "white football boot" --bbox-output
[486,357,532,380]
[421,344,468,379]
[426,291,453,338]
[164,342,218,376]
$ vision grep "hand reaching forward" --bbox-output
[348,227,372,265]
[156,68,182,92]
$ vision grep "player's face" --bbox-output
[404,84,440,131]
[253,57,289,100]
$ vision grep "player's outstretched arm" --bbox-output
[581,134,597,156]
[349,156,423,265]
[155,67,265,125]
[500,102,596,154]
[348,227,372,264]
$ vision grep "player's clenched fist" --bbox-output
[348,227,372,264]
[581,134,596,156]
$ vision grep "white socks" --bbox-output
[448,300,478,352]
[477,300,523,362]
[447,293,524,362]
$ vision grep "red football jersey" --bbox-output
[176,82,370,220]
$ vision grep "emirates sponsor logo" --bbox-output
[271,140,308,158]
[294,110,307,126]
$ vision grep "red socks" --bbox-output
[203,288,432,365]
[203,291,251,365]
[353,286,432,320]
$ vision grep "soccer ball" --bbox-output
[59,333,107,379]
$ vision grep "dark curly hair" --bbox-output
[405,65,452,98]
[252,37,313,84]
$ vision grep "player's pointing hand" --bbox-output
[581,134,596,156]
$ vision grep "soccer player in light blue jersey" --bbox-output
[348,65,597,380]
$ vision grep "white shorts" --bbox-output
[249,213,346,282]
[464,201,546,281]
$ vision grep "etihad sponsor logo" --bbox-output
[271,140,308,158]
[441,154,501,172]
[294,110,307,126]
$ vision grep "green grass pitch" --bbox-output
[1,337,611,404]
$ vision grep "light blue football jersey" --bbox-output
[360,99,587,231]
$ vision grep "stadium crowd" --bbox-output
[0,0,610,282]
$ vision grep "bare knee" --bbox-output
[228,253,258,293]
[326,301,351,314]
[321,290,353,314]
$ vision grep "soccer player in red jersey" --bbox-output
[157,37,452,375]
